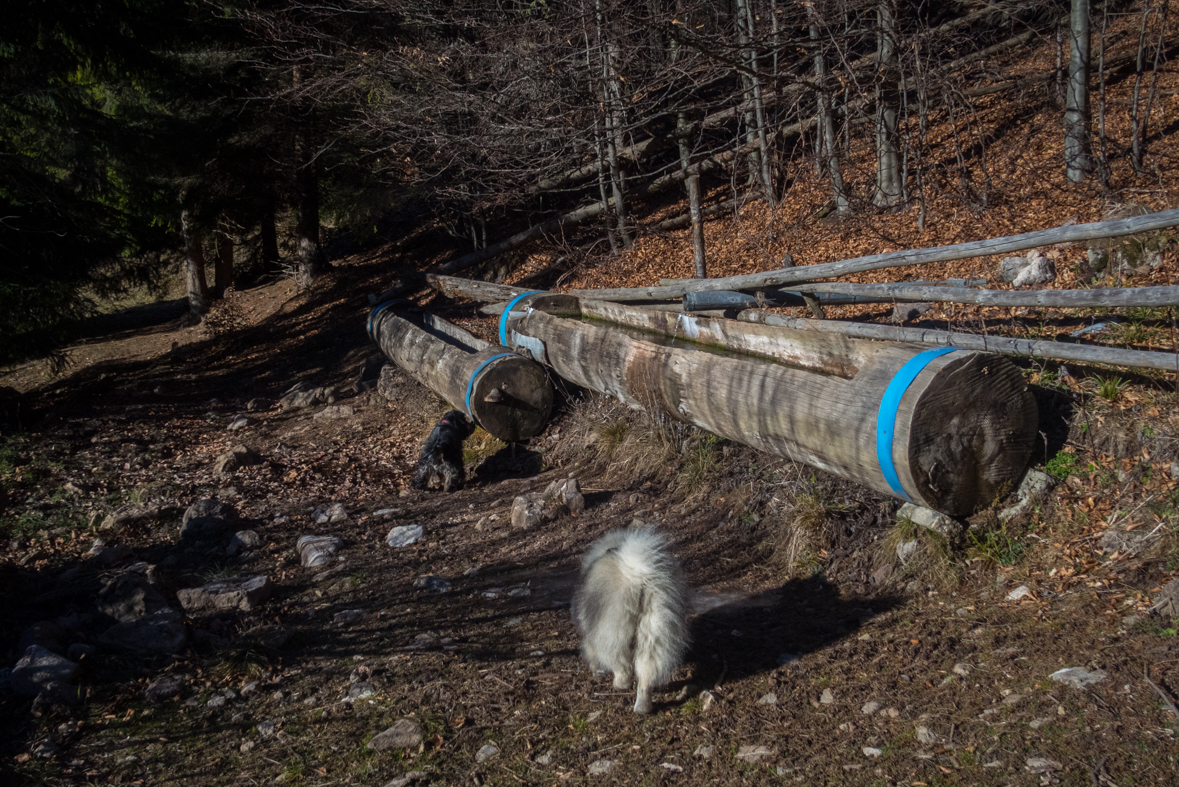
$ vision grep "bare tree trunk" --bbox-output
[1096,0,1112,190]
[597,1,632,249]
[873,0,902,207]
[1131,1,1168,173]
[810,1,847,215]
[1065,0,1091,183]
[260,195,281,277]
[677,112,707,278]
[213,222,234,299]
[740,0,774,206]
[293,65,329,290]
[181,209,209,321]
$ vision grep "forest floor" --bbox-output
[4,12,1179,784]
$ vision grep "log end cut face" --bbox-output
[471,355,553,443]
[906,353,1038,516]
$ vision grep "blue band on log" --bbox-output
[465,353,516,419]
[499,291,544,347]
[367,300,400,339]
[875,347,958,502]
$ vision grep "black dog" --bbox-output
[411,410,476,492]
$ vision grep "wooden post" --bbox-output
[502,295,1036,516]
[368,304,552,442]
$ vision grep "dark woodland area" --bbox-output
[3,1,1179,785]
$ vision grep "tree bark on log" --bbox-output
[567,208,1179,301]
[788,282,1179,308]
[738,310,1179,373]
[368,307,552,442]
[502,296,1036,515]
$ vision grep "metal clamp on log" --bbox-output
[368,303,553,443]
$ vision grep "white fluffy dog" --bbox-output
[572,528,690,714]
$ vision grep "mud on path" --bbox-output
[2,260,1178,787]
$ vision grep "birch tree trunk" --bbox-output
[873,0,902,207]
[1064,0,1091,183]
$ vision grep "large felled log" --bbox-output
[501,295,1036,515]
[788,282,1179,308]
[368,304,552,442]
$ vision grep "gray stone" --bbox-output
[227,415,253,432]
[1025,757,1062,774]
[700,689,716,711]
[862,747,883,758]
[257,720,275,738]
[998,256,1029,283]
[1049,667,1107,689]
[736,745,775,763]
[1006,585,1032,601]
[413,575,452,593]
[10,646,78,697]
[97,570,170,623]
[1098,528,1156,557]
[757,693,778,705]
[998,469,1055,523]
[891,302,932,323]
[535,750,555,766]
[1012,254,1056,288]
[89,543,132,566]
[694,745,714,759]
[915,726,936,744]
[345,682,376,702]
[297,535,343,567]
[861,701,881,715]
[1149,580,1179,619]
[368,718,423,752]
[896,539,919,565]
[386,524,424,548]
[511,496,544,529]
[313,405,354,421]
[145,675,185,703]
[820,688,835,704]
[280,383,335,410]
[326,502,349,522]
[333,610,364,625]
[214,445,263,476]
[245,398,272,412]
[952,663,973,677]
[476,743,500,763]
[227,530,262,556]
[100,503,161,531]
[898,503,964,540]
[381,772,427,787]
[177,575,273,614]
[181,498,238,539]
[587,759,618,775]
[99,609,189,654]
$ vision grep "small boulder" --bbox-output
[297,535,343,567]
[10,646,78,697]
[280,383,336,410]
[368,718,423,752]
[98,608,189,654]
[99,503,161,532]
[1012,253,1056,289]
[177,575,273,614]
[145,675,185,703]
[313,405,355,421]
[214,445,263,476]
[386,524,424,548]
[227,414,253,432]
[1049,667,1107,689]
[227,530,262,556]
[181,498,237,539]
[891,302,932,324]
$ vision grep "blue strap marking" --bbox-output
[875,347,958,501]
[367,300,400,339]
[465,353,516,419]
[499,291,544,347]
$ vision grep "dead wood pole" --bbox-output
[567,208,1179,301]
[785,282,1179,308]
[738,311,1179,373]
[367,302,552,442]
[498,294,1037,516]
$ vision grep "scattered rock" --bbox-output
[245,398,272,412]
[10,646,78,697]
[1049,667,1107,689]
[694,745,714,759]
[413,575,452,593]
[381,772,427,787]
[510,496,544,530]
[386,524,424,548]
[1098,527,1157,558]
[99,609,189,654]
[535,750,555,766]
[861,701,881,715]
[475,744,499,763]
[952,663,973,678]
[757,692,778,705]
[1025,757,1062,774]
[368,719,423,752]
[735,745,775,762]
[97,567,171,623]
[297,535,343,568]
[897,503,964,540]
[895,539,919,565]
[214,445,263,476]
[144,675,184,703]
[227,414,253,432]
[257,720,275,738]
[915,726,936,744]
[313,405,355,420]
[587,759,618,775]
[891,302,931,323]
[1012,253,1056,288]
[177,575,273,614]
[345,682,376,702]
[998,469,1054,523]
[511,475,586,528]
[280,383,336,410]
[333,610,365,625]
[181,498,238,539]
[325,502,349,522]
[1006,585,1033,601]
[227,530,262,556]
[100,503,161,531]
[862,747,883,758]
[661,762,683,772]
[1149,580,1179,619]
[820,688,835,705]
[700,690,716,711]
